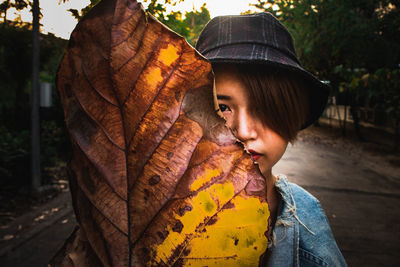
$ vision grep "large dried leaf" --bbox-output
[53,0,270,266]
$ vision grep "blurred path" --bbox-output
[1,137,399,266]
[0,192,75,267]
[275,141,400,267]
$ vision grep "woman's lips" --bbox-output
[248,149,262,161]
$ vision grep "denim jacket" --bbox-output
[262,175,347,267]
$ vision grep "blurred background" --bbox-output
[0,0,399,266]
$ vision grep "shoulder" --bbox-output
[287,182,326,224]
[279,181,326,226]
[287,182,348,267]
[286,182,333,244]
[287,182,320,208]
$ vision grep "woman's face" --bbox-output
[214,66,288,179]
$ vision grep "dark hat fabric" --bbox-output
[195,13,330,129]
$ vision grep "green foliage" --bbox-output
[40,119,69,168]
[0,0,30,24]
[0,119,70,184]
[67,0,101,21]
[334,65,400,126]
[184,4,210,45]
[0,126,30,182]
[250,0,400,80]
[39,32,68,105]
[0,24,69,186]
[0,24,67,111]
[249,0,400,135]
[0,23,32,110]
[145,0,210,45]
[365,68,400,122]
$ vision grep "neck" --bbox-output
[263,170,279,224]
[263,170,277,194]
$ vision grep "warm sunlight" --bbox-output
[161,0,259,17]
[4,0,260,39]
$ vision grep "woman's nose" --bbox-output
[231,109,257,141]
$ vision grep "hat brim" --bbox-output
[199,43,330,129]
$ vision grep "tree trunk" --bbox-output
[3,0,10,25]
[394,119,399,152]
[350,105,364,141]
[342,104,347,136]
[31,0,40,193]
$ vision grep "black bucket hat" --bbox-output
[195,12,330,129]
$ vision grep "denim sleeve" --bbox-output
[289,183,347,267]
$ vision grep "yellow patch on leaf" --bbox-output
[145,67,163,86]
[159,44,179,66]
[153,181,269,266]
[184,196,269,266]
[190,168,221,192]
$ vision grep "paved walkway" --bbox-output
[1,141,399,266]
[0,191,75,267]
[275,141,400,267]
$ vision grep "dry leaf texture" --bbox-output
[55,0,270,266]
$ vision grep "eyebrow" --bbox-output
[216,94,232,100]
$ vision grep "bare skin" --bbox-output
[214,65,287,222]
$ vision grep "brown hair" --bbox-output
[235,64,309,142]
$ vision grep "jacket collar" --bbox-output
[274,174,315,235]
[275,175,296,219]
[266,175,299,266]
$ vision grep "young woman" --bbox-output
[196,13,347,266]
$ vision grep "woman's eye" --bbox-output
[219,104,231,112]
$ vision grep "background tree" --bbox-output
[0,0,30,25]
[0,2,68,190]
[250,0,400,79]
[183,3,210,44]
[68,0,210,45]
[249,0,400,144]
[67,0,100,20]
